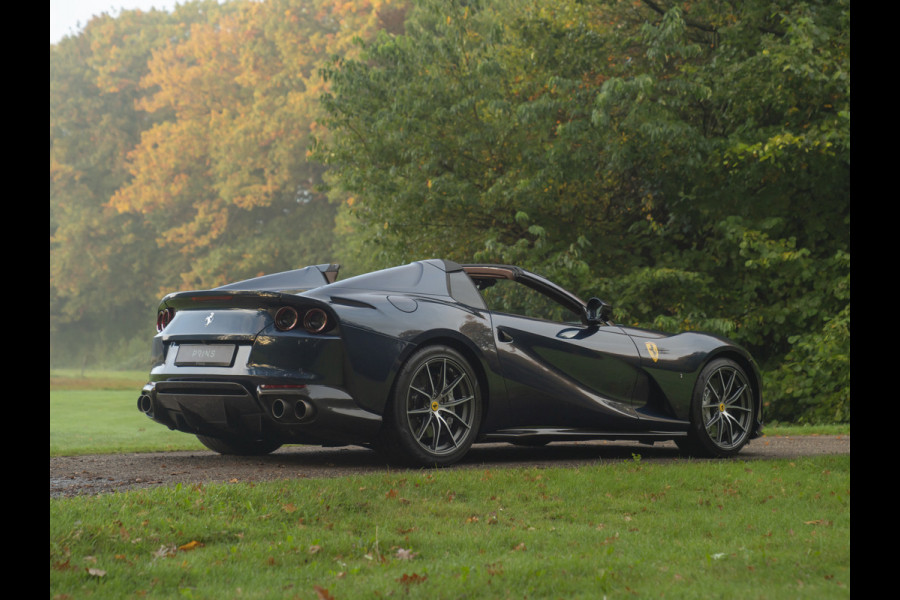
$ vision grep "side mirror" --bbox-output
[584,297,612,325]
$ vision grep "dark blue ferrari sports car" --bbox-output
[138,259,762,466]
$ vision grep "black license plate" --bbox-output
[175,344,236,366]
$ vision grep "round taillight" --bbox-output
[274,306,299,331]
[157,308,175,332]
[303,308,329,333]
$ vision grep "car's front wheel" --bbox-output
[380,345,482,467]
[196,434,282,456]
[678,358,755,457]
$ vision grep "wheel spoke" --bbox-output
[410,384,431,399]
[717,416,730,444]
[724,383,748,406]
[434,411,459,449]
[414,413,434,443]
[438,408,471,431]
[719,369,736,400]
[704,411,721,430]
[427,416,442,451]
[722,411,747,435]
[705,382,722,404]
[425,364,437,397]
[442,393,473,408]
[440,372,466,397]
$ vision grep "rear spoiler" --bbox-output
[215,264,340,293]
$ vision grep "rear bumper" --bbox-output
[138,379,382,445]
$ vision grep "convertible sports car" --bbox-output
[138,259,762,466]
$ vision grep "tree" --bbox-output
[51,2,228,365]
[319,0,850,422]
[110,0,407,290]
[51,1,409,365]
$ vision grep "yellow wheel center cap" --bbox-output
[718,403,726,413]
[431,401,440,412]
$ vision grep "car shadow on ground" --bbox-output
[255,440,685,471]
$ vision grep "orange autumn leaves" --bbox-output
[109,0,407,268]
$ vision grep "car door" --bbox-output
[474,275,643,429]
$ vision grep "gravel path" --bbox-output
[50,434,849,498]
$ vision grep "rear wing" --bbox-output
[215,264,340,293]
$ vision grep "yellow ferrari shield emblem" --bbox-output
[645,342,659,363]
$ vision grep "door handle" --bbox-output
[497,329,513,343]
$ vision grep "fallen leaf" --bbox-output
[309,545,322,555]
[513,543,527,551]
[313,586,335,600]
[397,573,427,586]
[395,548,418,560]
[52,559,73,571]
[153,545,177,559]
[86,568,106,577]
[179,541,202,552]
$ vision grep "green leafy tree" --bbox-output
[320,0,849,422]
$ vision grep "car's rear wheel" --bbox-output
[678,358,755,457]
[380,345,482,467]
[196,434,282,456]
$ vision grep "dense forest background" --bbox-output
[50,0,849,423]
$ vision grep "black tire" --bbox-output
[679,358,755,457]
[380,345,482,467]
[196,434,282,456]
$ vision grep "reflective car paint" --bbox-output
[138,259,763,464]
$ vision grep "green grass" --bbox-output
[50,389,207,455]
[50,455,850,599]
[50,370,206,455]
[50,368,148,390]
[50,372,850,597]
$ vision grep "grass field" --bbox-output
[50,455,850,598]
[50,370,206,455]
[50,371,850,598]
